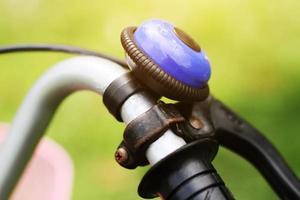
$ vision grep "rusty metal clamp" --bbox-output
[115,101,185,169]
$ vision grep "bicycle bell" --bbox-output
[121,19,211,102]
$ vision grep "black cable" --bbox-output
[0,44,128,68]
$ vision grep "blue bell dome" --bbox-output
[133,19,211,88]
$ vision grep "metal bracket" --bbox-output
[115,101,185,169]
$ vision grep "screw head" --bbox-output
[189,116,204,130]
[115,147,128,164]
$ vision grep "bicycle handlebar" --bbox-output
[0,56,185,199]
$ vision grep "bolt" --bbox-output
[189,116,204,130]
[115,147,128,164]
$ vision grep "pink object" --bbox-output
[0,123,74,200]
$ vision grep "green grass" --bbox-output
[0,0,300,199]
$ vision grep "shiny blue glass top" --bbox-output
[133,19,211,88]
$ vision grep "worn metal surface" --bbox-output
[117,102,185,169]
[174,97,215,142]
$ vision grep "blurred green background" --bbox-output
[0,0,299,199]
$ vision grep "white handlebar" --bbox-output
[0,56,185,199]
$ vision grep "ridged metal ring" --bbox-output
[120,26,209,102]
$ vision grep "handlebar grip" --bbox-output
[139,139,234,200]
[165,167,233,200]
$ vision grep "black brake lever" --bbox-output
[175,96,300,200]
